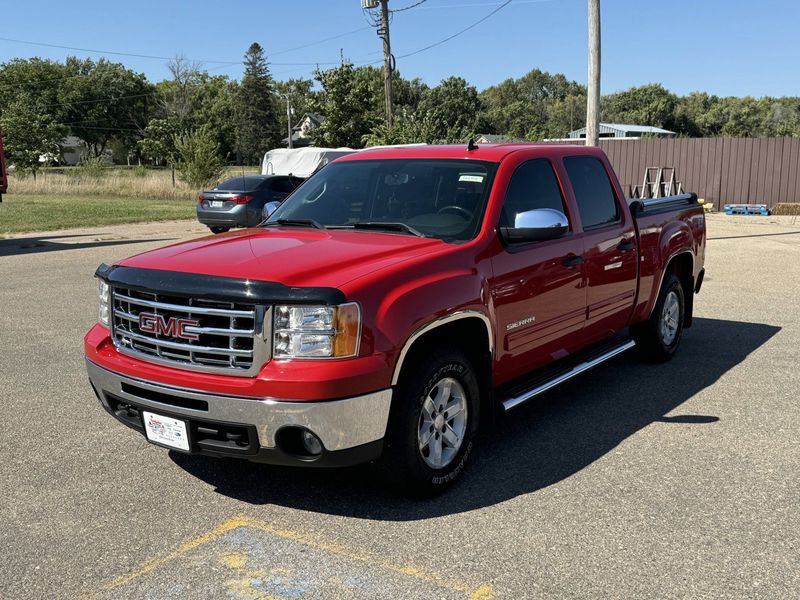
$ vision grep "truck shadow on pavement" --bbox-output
[0,234,172,256]
[171,317,780,520]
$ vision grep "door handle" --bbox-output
[562,254,584,268]
[617,239,635,252]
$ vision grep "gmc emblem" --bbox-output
[138,312,200,341]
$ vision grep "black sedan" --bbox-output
[196,175,304,233]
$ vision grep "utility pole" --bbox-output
[283,95,293,149]
[379,0,394,127]
[586,0,601,146]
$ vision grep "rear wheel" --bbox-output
[209,226,230,234]
[376,348,479,495]
[633,272,685,362]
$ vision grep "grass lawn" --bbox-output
[0,194,196,235]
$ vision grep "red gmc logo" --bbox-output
[138,312,200,341]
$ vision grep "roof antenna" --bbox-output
[467,138,479,151]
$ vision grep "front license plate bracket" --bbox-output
[142,411,190,451]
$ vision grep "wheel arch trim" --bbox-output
[649,250,694,318]
[391,310,494,386]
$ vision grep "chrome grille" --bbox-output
[110,286,270,376]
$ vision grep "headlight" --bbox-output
[98,279,110,327]
[273,303,360,359]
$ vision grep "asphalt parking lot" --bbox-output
[1,214,798,599]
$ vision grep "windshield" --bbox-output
[265,159,497,242]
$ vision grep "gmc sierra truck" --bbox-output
[85,143,706,493]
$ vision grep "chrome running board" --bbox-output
[502,339,637,412]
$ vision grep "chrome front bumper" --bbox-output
[86,359,392,452]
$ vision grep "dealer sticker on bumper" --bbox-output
[143,411,189,451]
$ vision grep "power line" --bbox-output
[396,0,514,59]
[391,0,428,12]
[0,37,239,65]
[61,125,143,132]
[0,33,356,74]
[274,0,519,77]
[268,27,372,57]
[40,91,156,110]
[3,2,520,99]
[415,0,550,7]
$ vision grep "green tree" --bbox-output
[138,116,182,166]
[769,97,800,136]
[602,83,679,131]
[543,93,587,139]
[417,76,482,142]
[0,58,69,116]
[235,43,280,163]
[60,57,154,157]
[174,127,226,188]
[478,69,585,139]
[718,97,771,137]
[0,58,71,176]
[192,73,238,159]
[363,108,436,146]
[0,98,66,177]
[313,62,378,148]
[673,92,723,136]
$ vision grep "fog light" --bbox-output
[301,431,323,456]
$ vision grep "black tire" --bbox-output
[209,226,230,234]
[632,272,685,362]
[376,348,480,495]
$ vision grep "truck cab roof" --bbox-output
[337,142,605,164]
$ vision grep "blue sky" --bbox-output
[0,0,797,97]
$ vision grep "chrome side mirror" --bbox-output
[263,201,281,220]
[501,208,569,244]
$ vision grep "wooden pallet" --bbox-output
[723,204,769,216]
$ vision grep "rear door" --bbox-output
[563,155,637,342]
[490,159,587,383]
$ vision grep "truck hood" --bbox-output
[119,227,446,289]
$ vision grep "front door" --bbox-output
[490,159,587,385]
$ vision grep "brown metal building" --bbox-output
[554,137,800,209]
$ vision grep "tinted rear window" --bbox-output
[564,156,620,229]
[271,178,295,193]
[214,176,268,192]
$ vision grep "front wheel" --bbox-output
[632,272,685,362]
[376,348,480,495]
[208,226,230,234]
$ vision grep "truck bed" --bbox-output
[628,193,706,325]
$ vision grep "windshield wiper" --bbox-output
[349,222,425,237]
[264,218,324,230]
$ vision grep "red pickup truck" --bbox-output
[85,143,706,493]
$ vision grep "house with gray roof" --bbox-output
[568,123,676,139]
[283,112,324,148]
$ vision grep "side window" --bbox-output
[499,159,567,228]
[563,156,620,229]
[271,178,295,194]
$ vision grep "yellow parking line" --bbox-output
[92,514,494,599]
[93,516,251,595]
[238,516,492,597]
